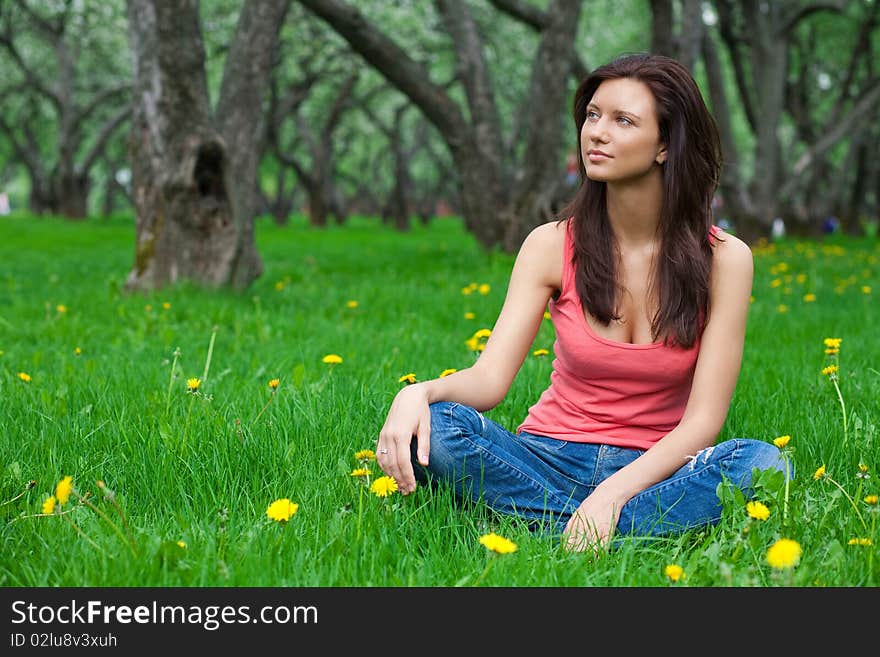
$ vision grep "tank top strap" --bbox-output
[561,219,577,299]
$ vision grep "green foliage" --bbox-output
[0,213,877,586]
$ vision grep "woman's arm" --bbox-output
[377,221,563,494]
[565,230,755,548]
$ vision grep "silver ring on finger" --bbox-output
[379,448,388,455]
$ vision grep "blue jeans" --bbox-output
[412,402,789,539]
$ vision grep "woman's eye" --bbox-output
[617,116,632,125]
[586,110,599,120]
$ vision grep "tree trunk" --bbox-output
[215,0,290,287]
[125,0,286,291]
[52,170,89,219]
[126,0,234,290]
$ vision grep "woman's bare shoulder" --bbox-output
[525,218,568,251]
[711,228,753,272]
[518,219,567,290]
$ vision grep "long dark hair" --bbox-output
[559,53,723,348]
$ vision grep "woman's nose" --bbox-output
[585,118,608,143]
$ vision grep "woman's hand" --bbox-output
[376,383,432,495]
[562,487,626,553]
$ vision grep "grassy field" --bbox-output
[0,212,877,587]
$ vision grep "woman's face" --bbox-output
[580,78,666,184]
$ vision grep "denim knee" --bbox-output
[428,401,485,442]
[415,402,485,484]
[721,438,793,488]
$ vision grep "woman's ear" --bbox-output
[656,146,667,165]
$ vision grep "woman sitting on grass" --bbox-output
[375,53,788,551]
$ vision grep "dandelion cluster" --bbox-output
[461,282,491,296]
[664,564,684,582]
[746,501,770,521]
[478,532,517,554]
[266,498,299,523]
[465,328,492,352]
[766,538,802,570]
[370,476,398,498]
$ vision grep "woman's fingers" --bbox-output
[394,437,416,495]
[415,406,431,466]
[377,427,415,495]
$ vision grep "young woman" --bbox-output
[375,53,787,551]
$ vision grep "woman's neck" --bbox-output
[605,171,664,249]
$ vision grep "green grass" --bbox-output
[0,212,877,587]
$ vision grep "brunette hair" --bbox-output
[559,53,723,348]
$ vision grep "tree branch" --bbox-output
[80,104,132,175]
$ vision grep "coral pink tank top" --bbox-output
[516,222,720,450]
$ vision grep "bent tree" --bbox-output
[296,0,583,252]
[125,0,288,291]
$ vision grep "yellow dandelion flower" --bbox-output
[176,540,187,549]
[266,498,299,522]
[746,501,770,521]
[464,312,476,320]
[766,538,802,570]
[162,302,171,310]
[479,532,517,554]
[543,311,551,320]
[355,449,376,461]
[803,293,816,302]
[42,495,57,515]
[268,378,280,389]
[773,435,791,449]
[864,495,878,506]
[398,373,417,384]
[813,465,826,480]
[275,281,285,291]
[439,368,457,378]
[823,338,842,348]
[862,286,871,294]
[821,365,838,376]
[350,468,371,478]
[749,295,755,304]
[824,348,838,355]
[55,476,73,506]
[56,304,67,313]
[74,347,82,356]
[322,354,343,364]
[478,284,491,295]
[664,564,684,582]
[857,464,870,479]
[776,304,788,313]
[461,286,474,295]
[532,348,549,357]
[465,337,481,351]
[770,279,782,288]
[370,475,398,497]
[186,377,201,392]
[473,328,492,339]
[848,538,873,546]
[17,372,31,382]
[346,300,359,308]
